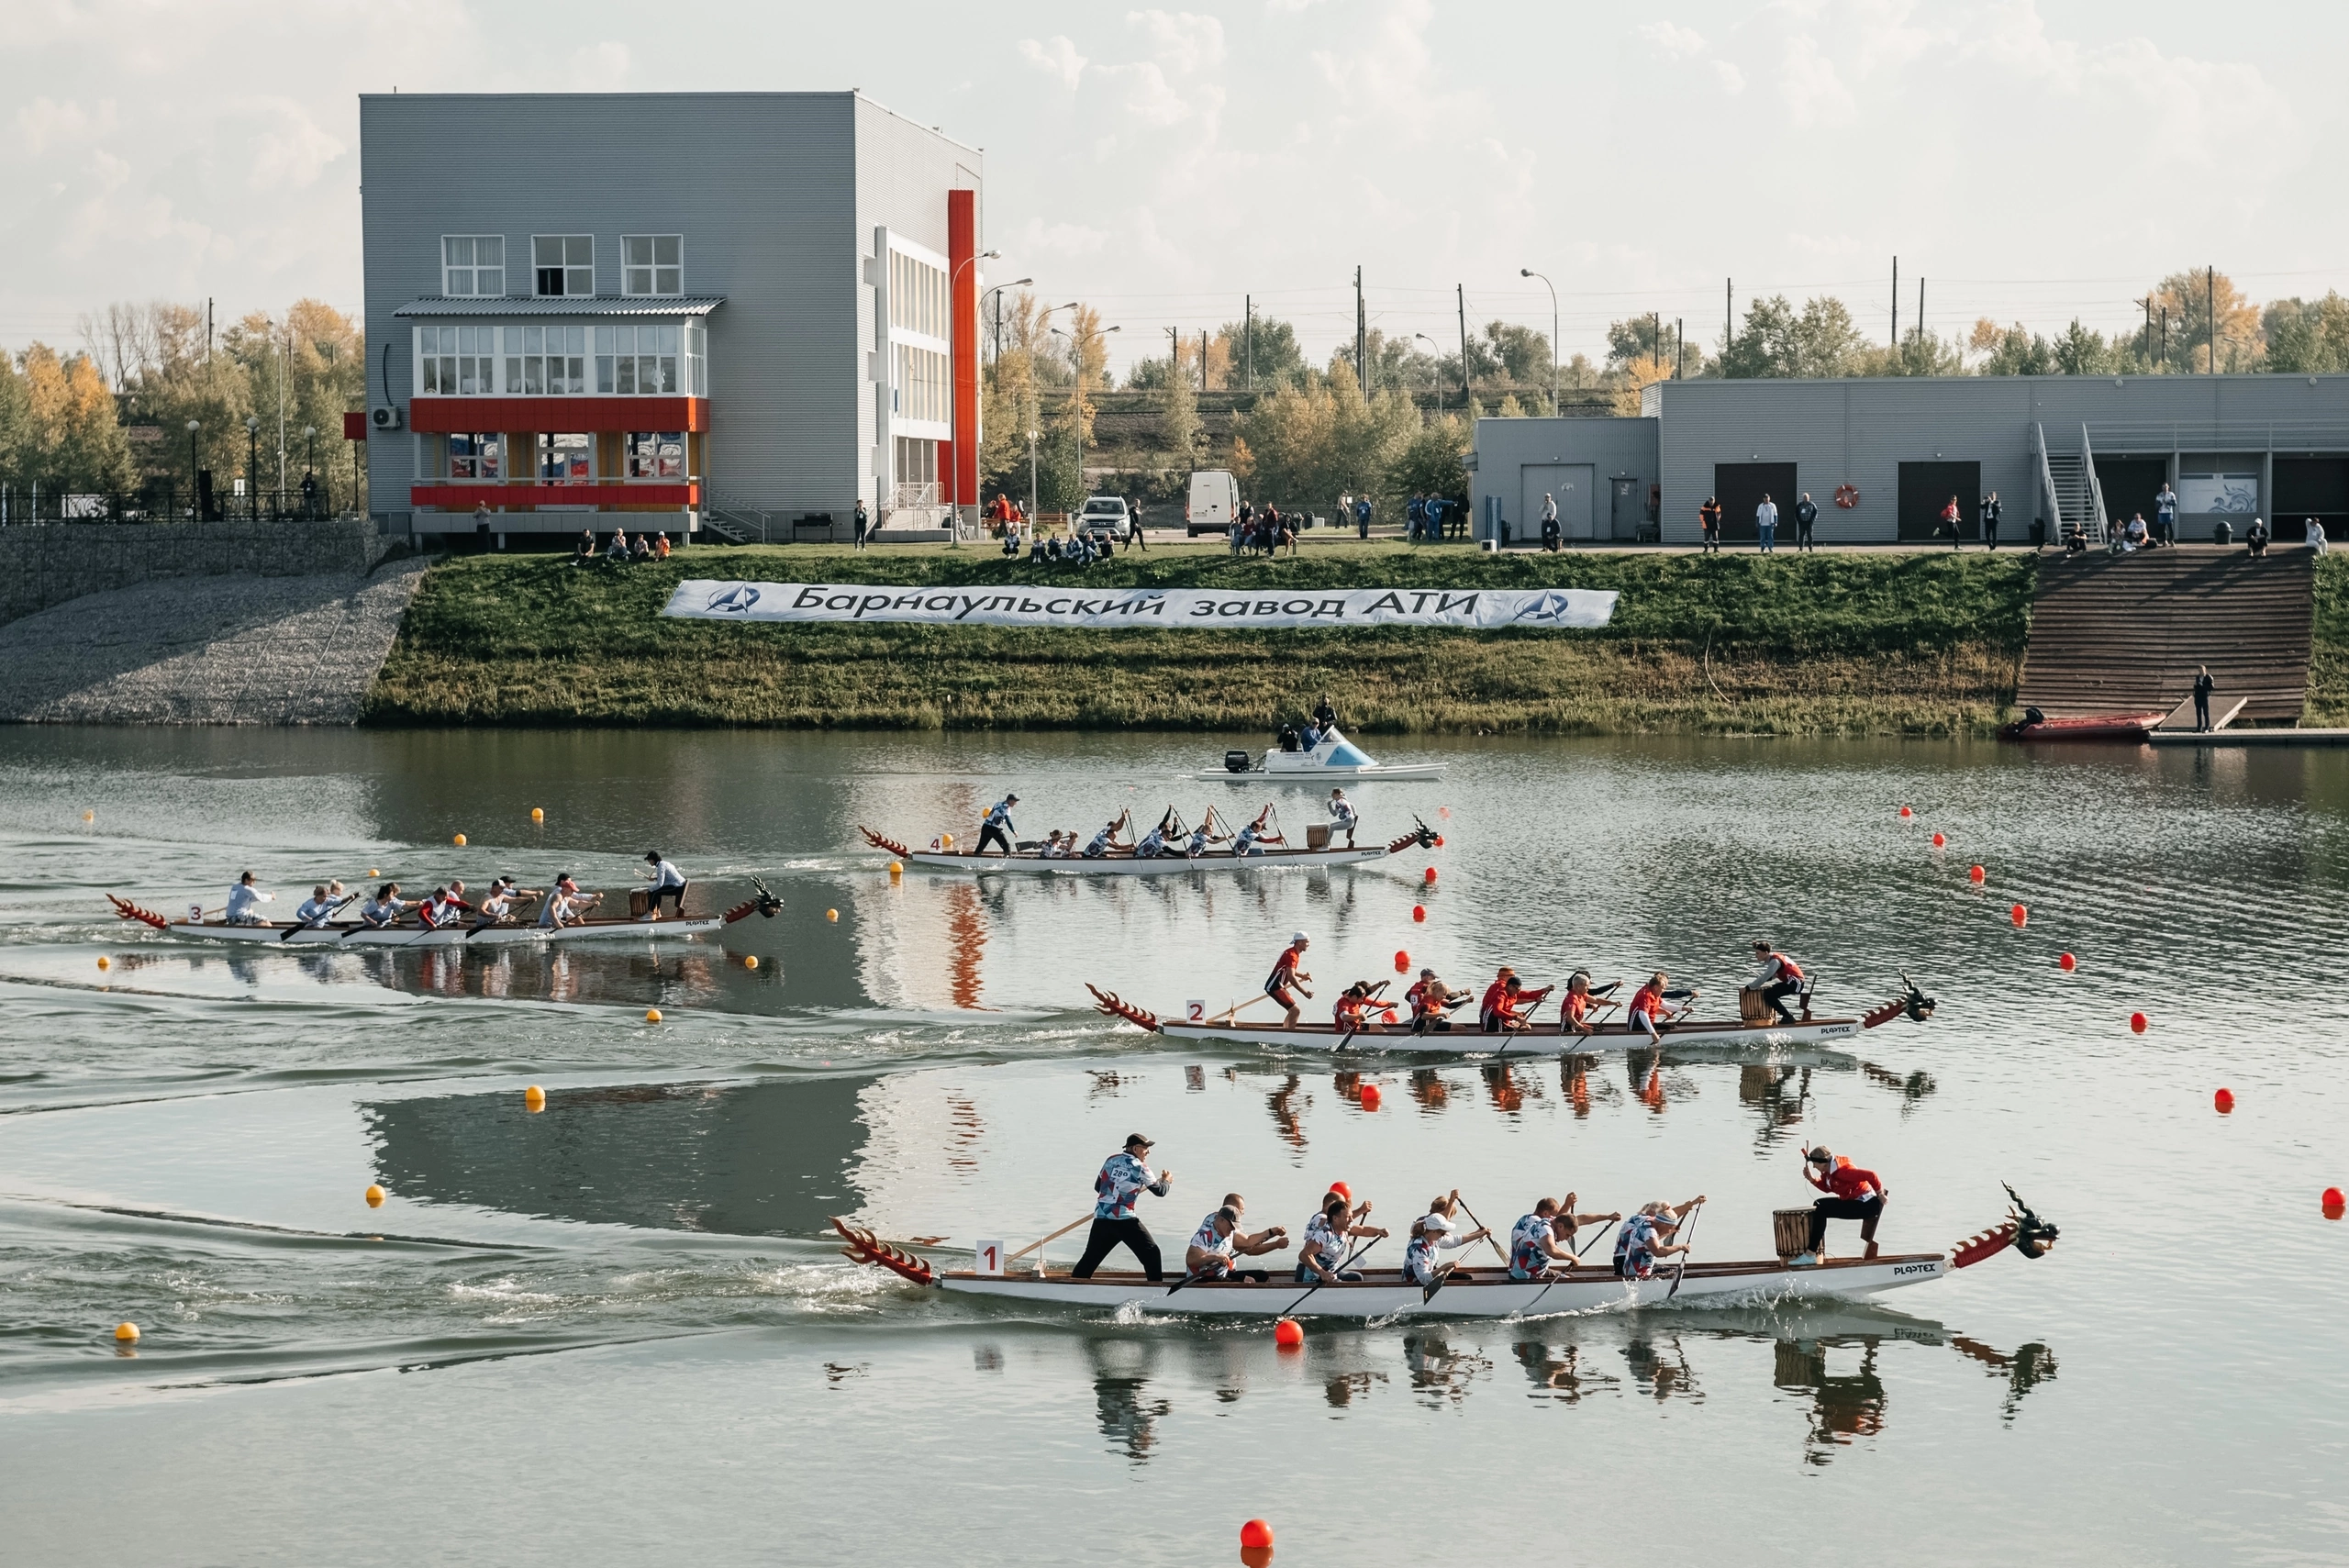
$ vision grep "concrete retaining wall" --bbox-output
[0,518,395,628]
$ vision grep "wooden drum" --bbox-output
[1738,986,1776,1026]
[628,888,651,918]
[1305,824,1332,850]
[1773,1208,1813,1259]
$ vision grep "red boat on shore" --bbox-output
[1997,706,2165,742]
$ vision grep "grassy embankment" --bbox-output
[367,543,2039,734]
[2307,555,2349,727]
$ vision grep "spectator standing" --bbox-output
[1354,495,1373,539]
[2154,483,2179,547]
[2193,665,2216,732]
[1540,492,1561,552]
[1981,490,2001,550]
[1941,495,1963,551]
[1755,493,1779,554]
[1699,495,1723,554]
[853,498,871,550]
[1407,493,1426,543]
[1794,493,1819,553]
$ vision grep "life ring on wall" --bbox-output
[1833,484,1861,509]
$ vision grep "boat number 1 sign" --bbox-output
[974,1240,1004,1275]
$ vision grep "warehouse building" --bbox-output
[1473,373,2349,548]
[359,92,985,545]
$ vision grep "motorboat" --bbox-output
[1198,725,1443,783]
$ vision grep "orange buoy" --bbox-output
[2325,1186,2346,1210]
[453,833,466,846]
[96,955,110,971]
[1327,1182,1352,1204]
[1273,1318,1303,1349]
[887,861,903,876]
[2058,951,2076,972]
[365,1184,385,1207]
[1969,864,1986,884]
[1360,1084,1382,1110]
[1432,835,1444,848]
[2009,903,2027,927]
[744,955,759,970]
[1394,950,1409,973]
[1930,832,1945,848]
[1411,905,1426,922]
[529,807,544,822]
[2130,1011,2148,1034]
[645,1008,662,1024]
[941,833,953,848]
[524,1084,546,1111]
[1898,806,1912,818]
[114,1321,139,1343]
[1423,867,1437,884]
[1241,1519,1276,1549]
[83,810,95,823]
[2213,1088,2234,1113]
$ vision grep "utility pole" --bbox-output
[2143,296,2153,365]
[2161,307,2168,372]
[1675,318,1684,379]
[1200,328,1209,392]
[1890,259,1898,347]
[1169,325,1180,379]
[1652,311,1661,367]
[2209,265,2218,373]
[1354,266,1368,397]
[1245,295,1252,390]
[1726,278,1733,350]
[1457,284,1470,407]
[1916,278,1925,354]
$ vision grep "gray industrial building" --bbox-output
[1472,373,2349,549]
[359,92,985,545]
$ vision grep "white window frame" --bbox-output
[622,234,685,297]
[531,234,596,297]
[414,325,500,396]
[440,235,507,297]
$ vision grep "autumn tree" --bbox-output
[2147,269,2263,373]
[2263,294,2349,373]
[1719,295,1870,379]
[14,344,134,492]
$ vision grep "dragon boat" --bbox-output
[829,1190,2056,1319]
[1085,975,1935,1053]
[103,882,782,948]
[862,817,1436,876]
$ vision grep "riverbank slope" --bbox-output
[367,546,2042,734]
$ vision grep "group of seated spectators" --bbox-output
[1230,503,1302,557]
[573,528,671,566]
[1013,530,1111,566]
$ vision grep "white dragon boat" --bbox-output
[1085,975,1935,1052]
[104,882,781,948]
[861,820,1436,876]
[830,1191,2056,1319]
[1197,725,1443,784]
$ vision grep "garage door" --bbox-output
[1898,462,1981,541]
[1714,462,1798,543]
[1521,465,1593,540]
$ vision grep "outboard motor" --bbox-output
[1224,750,1253,773]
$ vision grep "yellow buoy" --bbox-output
[887,861,903,877]
[530,807,544,822]
[645,1008,663,1023]
[523,1084,546,1111]
[369,869,379,877]
[365,1184,385,1207]
[114,1321,139,1343]
[96,955,110,971]
[826,908,840,922]
[82,810,95,823]
[941,833,953,848]
[452,833,467,847]
[744,955,759,969]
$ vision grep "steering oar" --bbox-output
[1664,1200,1707,1301]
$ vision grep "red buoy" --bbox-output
[1411,905,1426,922]
[1326,1182,1352,1205]
[2130,1011,2149,1034]
[1273,1318,1303,1349]
[2010,903,2027,927]
[1241,1519,1276,1550]
[2213,1088,2235,1113]
[1360,1084,1382,1110]
[1898,806,1912,818]
[1423,867,1437,884]
[1930,831,1945,848]
[1432,835,1444,848]
[1969,864,1986,883]
[2326,1186,2345,1207]
[1394,950,1409,973]
[2058,951,2076,972]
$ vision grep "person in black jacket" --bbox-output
[1981,491,2002,550]
[1794,493,1819,552]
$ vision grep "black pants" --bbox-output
[1985,521,1998,550]
[977,823,1012,855]
[1798,520,1815,551]
[650,882,686,916]
[2196,695,2211,731]
[1758,977,1801,1023]
[1809,1195,1885,1251]
[1073,1217,1163,1280]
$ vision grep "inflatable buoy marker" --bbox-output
[2213,1088,2235,1114]
[1929,832,1945,848]
[2130,1011,2149,1034]
[2059,951,2077,972]
[2324,1186,2345,1213]
[1359,1084,1382,1111]
[941,833,953,848]
[365,1184,385,1207]
[96,955,110,971]
[452,833,466,847]
[887,861,903,876]
[744,955,759,970]
[524,1084,546,1112]
[1411,905,1426,922]
[1241,1520,1275,1550]
[826,908,840,922]
[369,869,378,877]
[2010,903,2027,927]
[645,1008,662,1024]
[530,807,544,823]
[1274,1318,1303,1349]
[1423,867,1436,884]
[1969,864,1986,884]
[1432,835,1444,848]
[1898,806,1912,818]
[115,1321,139,1343]
[1394,950,1408,972]
[82,810,95,823]
[1327,1182,1352,1205]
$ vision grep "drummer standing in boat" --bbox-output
[1747,940,1807,1024]
[1072,1133,1174,1281]
[1265,932,1314,1026]
[642,851,688,917]
[1327,789,1359,848]
[1798,1145,1887,1262]
[977,794,1019,856]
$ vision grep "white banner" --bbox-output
[663,581,1617,629]
[2177,473,2260,515]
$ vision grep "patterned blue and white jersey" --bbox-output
[1509,1213,1555,1280]
[1301,1212,1346,1273]
[1188,1214,1235,1257]
[1093,1151,1162,1219]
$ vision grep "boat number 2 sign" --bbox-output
[1186,1000,1207,1023]
[665,582,1619,630]
[974,1240,1004,1275]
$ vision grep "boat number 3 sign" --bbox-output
[664,582,1619,630]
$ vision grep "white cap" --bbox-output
[1292,930,1310,944]
[1419,1211,1454,1233]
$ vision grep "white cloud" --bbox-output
[566,40,632,90]
[1638,21,1708,58]
[1712,60,1747,95]
[1018,35,1087,91]
[1128,9,1225,74]
[1014,216,1111,256]
[1778,34,1858,126]
[244,100,348,192]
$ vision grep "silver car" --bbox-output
[1075,495,1132,542]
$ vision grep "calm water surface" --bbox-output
[1,727,2345,1565]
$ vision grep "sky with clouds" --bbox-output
[6,0,2343,377]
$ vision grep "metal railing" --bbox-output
[2033,423,2065,545]
[2084,418,2349,454]
[2080,424,2110,543]
[701,490,772,543]
[0,482,350,526]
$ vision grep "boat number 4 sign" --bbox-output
[665,582,1619,630]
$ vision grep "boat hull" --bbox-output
[933,1252,1948,1318]
[897,846,1399,875]
[1196,763,1446,783]
[155,916,730,948]
[1148,1015,1864,1051]
[1998,711,2163,742]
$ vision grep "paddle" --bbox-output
[279,893,359,941]
[1453,1194,1511,1269]
[1275,1228,1384,1318]
[1664,1201,1706,1300]
[1007,1213,1094,1271]
[466,893,540,940]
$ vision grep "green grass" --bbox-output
[2305,555,2349,726]
[365,544,2040,733]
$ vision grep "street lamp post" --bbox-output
[1520,268,1558,413]
[304,425,317,517]
[944,248,1001,536]
[245,416,260,521]
[186,419,201,519]
[1052,321,1118,512]
[1027,428,1041,524]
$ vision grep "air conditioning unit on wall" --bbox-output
[370,406,404,431]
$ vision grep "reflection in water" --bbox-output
[1323,1370,1386,1409]
[1266,1074,1308,1152]
[1740,1063,1811,1146]
[1408,1067,1450,1113]
[1623,1331,1703,1404]
[1087,1340,1172,1463]
[1952,1335,2059,1423]
[1403,1330,1491,1408]
[942,880,985,1010]
[1513,1339,1617,1404]
[1185,1064,1206,1093]
[1481,1062,1542,1116]
[1775,1338,1885,1464]
[1863,1060,1938,1111]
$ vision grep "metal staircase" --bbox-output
[2035,423,2107,545]
[699,492,769,545]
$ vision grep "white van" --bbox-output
[1186,470,1240,536]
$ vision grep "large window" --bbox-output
[447,433,501,480]
[417,325,497,395]
[533,236,595,296]
[686,321,707,395]
[442,236,506,296]
[893,342,948,423]
[536,432,594,483]
[503,326,586,395]
[594,325,678,395]
[623,235,683,295]
[626,431,685,480]
[889,250,948,339]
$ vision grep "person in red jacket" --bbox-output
[1799,1145,1887,1262]
[1265,932,1313,1027]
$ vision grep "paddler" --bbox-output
[535,873,599,929]
[643,851,688,917]
[358,882,410,928]
[1509,1196,1616,1281]
[976,793,1019,856]
[1296,1191,1386,1284]
[1132,810,1176,859]
[1612,1195,1705,1280]
[1483,973,1553,1035]
[1184,1203,1290,1284]
[1183,812,1224,859]
[1404,1192,1489,1287]
[1332,981,1390,1037]
[466,876,541,934]
[225,871,274,926]
[1477,967,1518,1030]
[1230,805,1283,857]
[1265,931,1313,1026]
[1747,939,1807,1024]
[417,882,473,930]
[1071,1132,1174,1281]
[1405,968,1468,1034]
[1083,812,1130,859]
[1797,1145,1887,1263]
[1626,970,1689,1045]
[291,884,339,927]
[1327,788,1359,849]
[1547,1192,1622,1262]
[1561,971,1601,1037]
